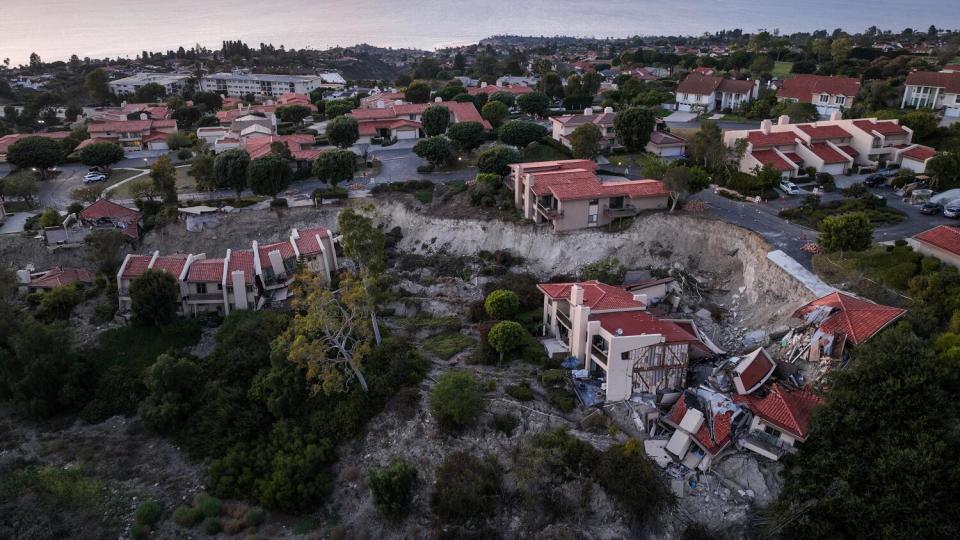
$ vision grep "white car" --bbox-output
[944,204,960,219]
[779,181,802,195]
[83,172,107,184]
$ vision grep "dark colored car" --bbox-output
[920,202,943,215]
[864,174,885,187]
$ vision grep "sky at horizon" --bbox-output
[2,0,959,65]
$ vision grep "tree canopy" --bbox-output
[498,120,548,149]
[79,142,124,169]
[413,136,454,168]
[312,149,356,185]
[818,212,873,252]
[130,269,179,327]
[325,115,359,149]
[446,121,486,154]
[570,123,603,159]
[421,105,451,137]
[247,156,293,197]
[6,136,63,176]
[404,81,431,104]
[214,149,251,198]
[477,145,521,176]
[481,101,509,128]
[338,208,386,274]
[516,92,551,118]
[613,107,657,152]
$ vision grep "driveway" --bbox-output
[664,111,697,123]
[37,164,89,209]
[0,210,37,235]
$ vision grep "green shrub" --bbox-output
[596,439,675,525]
[423,333,475,359]
[243,508,266,527]
[131,523,151,540]
[196,493,222,518]
[367,459,418,521]
[201,516,222,535]
[492,414,519,436]
[430,371,485,432]
[173,505,203,527]
[134,499,164,525]
[484,289,520,320]
[293,519,315,534]
[546,387,576,413]
[541,369,568,386]
[431,452,502,526]
[506,383,535,401]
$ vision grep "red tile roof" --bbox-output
[548,178,669,201]
[751,150,796,172]
[648,131,686,146]
[243,134,316,160]
[293,227,331,256]
[807,142,851,164]
[913,225,960,256]
[227,250,256,284]
[467,84,534,96]
[782,152,804,166]
[152,254,189,278]
[88,119,177,134]
[29,267,95,289]
[591,310,700,342]
[187,258,225,283]
[853,119,908,137]
[258,241,297,263]
[676,73,724,95]
[121,255,153,279]
[777,75,861,102]
[357,118,421,136]
[746,131,799,148]
[736,384,821,439]
[793,292,906,345]
[837,145,859,158]
[718,78,757,94]
[667,393,735,455]
[538,280,643,311]
[905,70,960,93]
[79,199,141,223]
[349,101,491,130]
[798,124,852,140]
[901,145,937,162]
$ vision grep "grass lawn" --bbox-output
[2,201,35,213]
[720,114,753,122]
[811,244,931,306]
[113,166,196,198]
[773,61,794,78]
[90,321,203,370]
[423,333,476,359]
[414,189,433,204]
[653,108,673,118]
[779,197,906,228]
[522,142,571,162]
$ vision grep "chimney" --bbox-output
[760,119,772,134]
[570,284,584,306]
[121,100,127,108]
[231,270,248,310]
[603,106,614,114]
[15,269,31,285]
[583,107,593,116]
[632,293,648,307]
[481,82,488,88]
[778,115,791,126]
[376,100,385,109]
[268,250,285,276]
[394,99,403,105]
[139,113,148,120]
[830,110,842,121]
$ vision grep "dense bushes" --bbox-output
[429,370,485,432]
[596,439,675,525]
[431,452,502,526]
[367,459,418,521]
[484,289,520,320]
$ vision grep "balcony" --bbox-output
[591,343,609,365]
[741,430,796,460]
[556,309,572,330]
[603,204,639,218]
[536,202,562,220]
[187,292,225,302]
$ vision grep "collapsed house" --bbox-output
[537,280,722,404]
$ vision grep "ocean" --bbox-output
[1,0,959,65]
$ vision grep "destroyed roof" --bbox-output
[29,267,95,289]
[623,276,675,291]
[736,384,821,440]
[793,292,906,345]
[537,280,644,311]
[733,348,777,395]
[666,391,738,456]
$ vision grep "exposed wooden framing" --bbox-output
[628,342,689,394]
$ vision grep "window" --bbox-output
[681,93,688,101]
[196,283,207,294]
[835,96,846,105]
[588,213,598,224]
[589,199,599,205]
[609,196,624,209]
[819,94,829,103]
[763,424,782,438]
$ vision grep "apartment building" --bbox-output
[86,118,179,153]
[509,159,669,232]
[901,69,960,117]
[675,73,759,113]
[537,281,721,403]
[200,72,345,98]
[723,113,935,178]
[776,74,861,117]
[108,73,192,96]
[115,227,338,317]
[550,107,617,150]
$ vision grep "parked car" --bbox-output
[880,168,901,178]
[83,172,107,184]
[944,204,960,219]
[920,202,943,215]
[864,174,885,187]
[779,181,802,195]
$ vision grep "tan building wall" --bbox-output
[907,239,960,268]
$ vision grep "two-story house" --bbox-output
[537,280,721,403]
[183,257,228,316]
[349,98,491,145]
[724,113,936,177]
[510,159,669,232]
[550,107,617,150]
[776,74,861,117]
[901,70,960,118]
[86,118,178,153]
[116,252,193,313]
[675,73,759,113]
[736,384,822,461]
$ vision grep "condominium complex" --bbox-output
[108,73,192,96]
[200,72,345,97]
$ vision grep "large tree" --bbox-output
[476,145,521,176]
[927,151,960,190]
[189,151,216,191]
[0,174,39,208]
[538,72,564,99]
[133,82,166,103]
[404,81,431,104]
[214,149,251,199]
[326,115,359,148]
[79,142,124,170]
[613,106,657,152]
[421,105,451,137]
[84,68,111,103]
[570,123,602,159]
[498,120,548,149]
[277,105,312,124]
[446,121,486,154]
[516,92,551,118]
[130,269,179,327]
[150,155,177,204]
[413,136,454,168]
[247,156,293,198]
[481,101,509,128]
[338,208,386,273]
[312,149,356,185]
[818,212,873,252]
[5,136,63,178]
[324,99,354,119]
